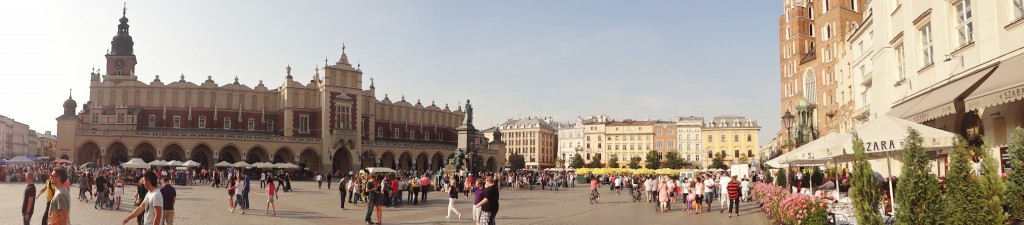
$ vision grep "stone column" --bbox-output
[100,148,107,166]
[156,148,164,160]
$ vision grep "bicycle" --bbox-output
[590,189,600,204]
[631,188,641,202]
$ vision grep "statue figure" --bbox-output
[451,148,466,170]
[462,99,474,125]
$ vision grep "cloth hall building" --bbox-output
[55,7,506,175]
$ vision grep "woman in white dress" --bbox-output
[113,176,124,210]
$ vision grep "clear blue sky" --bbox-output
[0,1,781,144]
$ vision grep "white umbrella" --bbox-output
[122,158,151,169]
[365,167,397,173]
[275,163,299,169]
[231,161,252,168]
[214,161,232,167]
[256,162,277,169]
[167,160,184,167]
[149,160,168,166]
[7,156,35,165]
[182,160,201,167]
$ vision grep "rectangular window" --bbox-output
[920,23,934,67]
[377,128,383,137]
[409,130,415,139]
[440,133,443,140]
[267,120,274,132]
[148,115,156,127]
[721,135,726,142]
[747,134,752,142]
[425,131,431,140]
[667,141,674,149]
[657,130,662,135]
[734,135,739,142]
[954,0,973,46]
[299,115,310,133]
[248,118,255,131]
[223,117,231,129]
[117,113,125,124]
[198,116,206,128]
[708,135,713,142]
[895,44,906,82]
[337,106,351,129]
[656,140,663,149]
[173,116,181,128]
[394,128,400,138]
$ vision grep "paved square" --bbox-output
[2,181,771,224]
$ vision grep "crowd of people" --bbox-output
[584,170,762,217]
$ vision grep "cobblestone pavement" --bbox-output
[1,181,771,225]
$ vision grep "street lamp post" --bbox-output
[782,110,796,152]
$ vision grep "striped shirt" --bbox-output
[727,182,741,199]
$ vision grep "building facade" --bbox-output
[605,120,655,168]
[676,116,703,163]
[494,117,558,169]
[653,121,676,160]
[582,119,609,166]
[38,131,57,158]
[0,115,33,159]
[702,116,761,168]
[56,7,505,175]
[556,117,587,168]
[778,0,866,153]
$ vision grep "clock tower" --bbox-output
[105,4,137,81]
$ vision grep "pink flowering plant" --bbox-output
[754,182,829,224]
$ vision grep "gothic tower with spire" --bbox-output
[105,3,138,81]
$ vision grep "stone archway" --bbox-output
[331,147,351,175]
[78,142,101,165]
[191,144,214,168]
[399,152,413,170]
[380,151,396,169]
[415,152,429,172]
[360,151,377,169]
[431,152,444,171]
[135,142,157,162]
[163,144,186,162]
[219,145,241,163]
[106,141,129,166]
[246,146,269,163]
[486,157,496,173]
[273,147,295,163]
[300,148,321,172]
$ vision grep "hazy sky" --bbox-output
[1,1,781,144]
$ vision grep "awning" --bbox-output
[830,115,957,156]
[888,64,998,122]
[965,53,1024,111]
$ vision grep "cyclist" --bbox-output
[590,177,600,200]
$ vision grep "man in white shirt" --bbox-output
[718,174,732,213]
[122,171,164,225]
[317,174,324,189]
[740,177,751,202]
[260,172,267,189]
[643,178,654,202]
[703,175,715,210]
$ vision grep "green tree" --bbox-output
[645,150,662,169]
[977,138,1007,224]
[628,156,642,169]
[945,136,983,225]
[1007,128,1024,219]
[775,168,787,187]
[508,152,526,170]
[589,153,602,168]
[710,153,727,170]
[555,154,564,168]
[895,128,943,225]
[607,154,620,168]
[850,135,882,225]
[663,152,683,169]
[569,153,584,169]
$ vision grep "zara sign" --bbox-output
[864,140,904,152]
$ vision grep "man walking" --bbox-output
[242,172,251,210]
[122,171,163,225]
[161,177,177,225]
[420,174,430,205]
[22,172,36,225]
[475,176,500,225]
[326,172,333,190]
[339,175,349,210]
[727,175,741,217]
[316,173,323,189]
[718,174,732,213]
[36,170,58,225]
[48,168,71,225]
[260,172,266,189]
[94,171,108,209]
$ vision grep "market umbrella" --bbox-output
[655,168,677,175]
[278,163,299,169]
[149,160,168,166]
[80,162,99,169]
[7,156,34,165]
[0,159,6,165]
[576,168,593,174]
[214,161,232,167]
[54,159,73,164]
[256,162,277,169]
[122,158,151,169]
[633,168,655,175]
[231,161,252,168]
[167,160,184,167]
[182,160,201,167]
[366,167,397,173]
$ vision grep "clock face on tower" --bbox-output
[116,59,125,69]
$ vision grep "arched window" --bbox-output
[823,0,830,13]
[804,69,817,103]
[808,7,814,19]
[809,23,815,37]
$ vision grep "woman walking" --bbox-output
[113,176,124,210]
[226,177,236,211]
[445,178,463,219]
[693,177,703,214]
[658,179,669,213]
[265,178,277,216]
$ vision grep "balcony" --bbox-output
[861,71,873,87]
[854,105,871,121]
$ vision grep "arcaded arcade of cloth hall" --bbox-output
[55,7,506,175]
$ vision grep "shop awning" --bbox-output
[965,53,1024,111]
[888,64,997,122]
